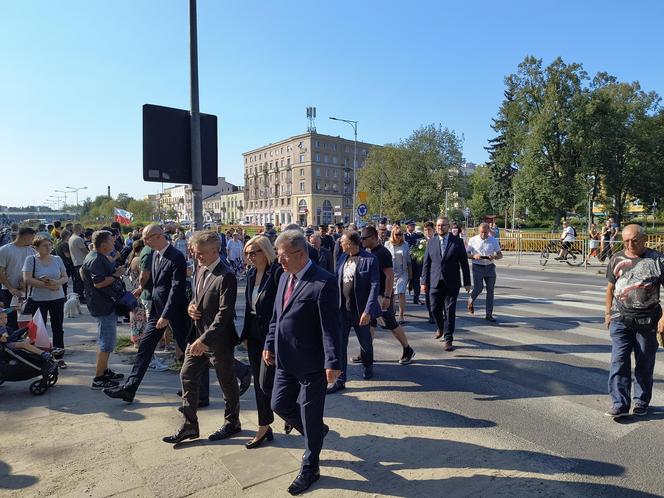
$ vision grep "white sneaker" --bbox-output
[149,357,169,372]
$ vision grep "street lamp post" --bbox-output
[54,190,69,210]
[329,116,358,223]
[65,186,88,220]
[49,195,64,211]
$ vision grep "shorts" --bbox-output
[370,296,399,330]
[562,241,572,251]
[96,312,117,353]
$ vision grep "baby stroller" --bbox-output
[0,328,59,395]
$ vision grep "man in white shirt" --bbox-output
[466,223,503,322]
[556,221,576,260]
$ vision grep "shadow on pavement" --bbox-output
[0,460,38,490]
[315,435,628,496]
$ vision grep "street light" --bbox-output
[65,186,88,220]
[329,116,358,223]
[49,195,64,211]
[54,190,69,209]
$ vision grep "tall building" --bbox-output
[243,132,375,226]
[157,177,239,222]
[203,187,245,224]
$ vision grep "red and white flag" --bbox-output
[114,208,134,226]
[27,310,52,350]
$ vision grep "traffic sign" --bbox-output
[357,204,368,217]
[463,207,471,217]
[371,214,381,221]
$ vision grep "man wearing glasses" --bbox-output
[420,217,471,351]
[263,229,341,495]
[104,223,188,402]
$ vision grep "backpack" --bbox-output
[571,226,577,237]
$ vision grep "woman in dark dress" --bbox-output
[241,234,283,448]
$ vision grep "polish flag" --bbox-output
[27,310,52,350]
[114,208,134,226]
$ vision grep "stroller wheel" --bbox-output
[47,373,58,387]
[30,380,48,395]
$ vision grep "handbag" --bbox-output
[101,277,139,315]
[21,256,39,315]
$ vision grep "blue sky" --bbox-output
[2,0,663,207]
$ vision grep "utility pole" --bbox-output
[190,0,203,230]
[444,188,450,217]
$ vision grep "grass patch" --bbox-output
[115,335,134,352]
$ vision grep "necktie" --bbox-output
[196,267,208,298]
[152,251,161,278]
[283,275,296,307]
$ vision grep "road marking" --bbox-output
[580,290,607,296]
[500,294,605,312]
[500,276,605,289]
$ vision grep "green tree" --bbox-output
[467,165,493,219]
[358,124,464,221]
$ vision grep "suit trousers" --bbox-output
[198,357,251,404]
[124,317,165,393]
[339,310,372,384]
[271,368,327,472]
[180,346,240,426]
[247,334,275,426]
[470,264,497,316]
[410,258,422,301]
[429,280,459,342]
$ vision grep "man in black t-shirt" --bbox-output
[604,224,664,418]
[360,226,415,365]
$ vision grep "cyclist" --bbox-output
[555,221,576,260]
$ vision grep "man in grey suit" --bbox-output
[163,231,240,444]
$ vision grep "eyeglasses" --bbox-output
[245,249,263,257]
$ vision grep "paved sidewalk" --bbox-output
[0,272,652,497]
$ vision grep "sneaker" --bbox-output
[351,354,362,364]
[91,376,119,390]
[399,346,415,365]
[633,405,648,416]
[51,348,65,359]
[149,357,169,372]
[104,368,124,381]
[604,406,629,418]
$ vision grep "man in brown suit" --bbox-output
[163,231,240,444]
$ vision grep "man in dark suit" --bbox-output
[308,234,334,273]
[420,217,471,351]
[163,231,240,444]
[318,224,335,252]
[104,223,188,402]
[263,229,341,495]
[327,231,380,393]
[403,220,424,305]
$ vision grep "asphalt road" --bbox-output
[344,264,664,497]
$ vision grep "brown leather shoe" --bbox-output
[433,330,443,339]
[467,300,474,314]
[444,341,454,352]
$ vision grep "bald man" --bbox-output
[604,224,664,418]
[104,224,188,402]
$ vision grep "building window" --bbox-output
[323,142,327,149]
[300,168,304,177]
[324,168,329,177]
[300,182,305,192]
[333,183,338,192]
[299,154,305,163]
[315,181,320,191]
[287,158,291,166]
[316,168,321,177]
[332,156,337,164]
[333,168,338,178]
[315,140,320,148]
[324,154,329,163]
[315,154,320,162]
[287,198,291,206]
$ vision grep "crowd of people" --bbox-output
[1,216,664,495]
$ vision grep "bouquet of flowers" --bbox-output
[410,237,428,264]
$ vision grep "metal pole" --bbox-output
[189,0,203,230]
[352,123,357,224]
[512,193,516,230]
[379,162,383,218]
[445,189,449,216]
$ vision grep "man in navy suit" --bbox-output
[328,231,380,393]
[104,223,188,402]
[263,229,341,495]
[420,217,471,351]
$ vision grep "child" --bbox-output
[0,307,57,374]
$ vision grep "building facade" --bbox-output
[243,132,375,227]
[157,177,239,222]
[203,188,244,224]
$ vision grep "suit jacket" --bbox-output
[150,244,188,327]
[336,249,381,319]
[241,260,283,342]
[420,233,471,291]
[265,263,341,375]
[317,246,334,274]
[190,259,238,350]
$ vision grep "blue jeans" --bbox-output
[608,318,659,410]
[96,313,117,353]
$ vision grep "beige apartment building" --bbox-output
[203,188,244,224]
[243,132,375,227]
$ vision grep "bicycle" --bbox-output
[539,240,583,267]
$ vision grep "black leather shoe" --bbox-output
[363,365,374,380]
[246,427,274,449]
[287,470,320,495]
[238,370,252,396]
[326,382,345,394]
[162,424,199,444]
[176,389,182,397]
[485,315,497,323]
[208,423,241,441]
[103,386,134,403]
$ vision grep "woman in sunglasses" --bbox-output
[384,228,412,324]
[240,234,283,448]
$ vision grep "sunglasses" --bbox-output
[394,233,403,237]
